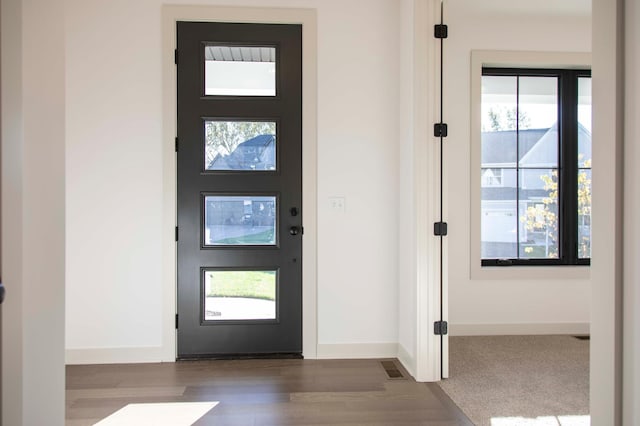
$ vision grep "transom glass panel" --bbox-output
[205,45,276,96]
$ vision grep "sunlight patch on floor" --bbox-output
[94,401,218,426]
[491,415,590,426]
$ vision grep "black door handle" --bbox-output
[289,226,300,236]
[0,281,5,304]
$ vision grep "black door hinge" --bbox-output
[175,226,179,242]
[175,137,179,152]
[434,24,448,39]
[434,321,448,335]
[175,314,179,329]
[174,49,178,65]
[434,123,448,138]
[434,222,448,236]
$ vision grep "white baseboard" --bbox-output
[396,344,416,378]
[69,343,400,364]
[449,322,590,336]
[316,343,398,359]
[66,346,173,365]
[67,325,589,365]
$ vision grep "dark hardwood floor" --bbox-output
[66,358,471,425]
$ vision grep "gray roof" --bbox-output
[208,134,276,171]
[482,123,592,167]
[481,128,547,166]
[519,124,558,167]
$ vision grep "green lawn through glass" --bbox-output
[214,228,275,245]
[206,270,276,301]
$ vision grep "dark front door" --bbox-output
[176,22,303,358]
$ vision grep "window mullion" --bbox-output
[516,76,521,259]
[560,71,579,264]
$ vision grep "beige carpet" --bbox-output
[438,335,589,426]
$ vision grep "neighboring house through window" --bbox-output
[480,68,591,266]
[481,168,504,187]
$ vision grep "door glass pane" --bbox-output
[204,270,276,321]
[578,77,592,167]
[204,195,276,246]
[482,76,517,167]
[518,76,558,168]
[205,45,276,96]
[205,121,276,171]
[518,169,559,259]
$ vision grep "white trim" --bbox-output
[473,50,592,70]
[450,322,590,336]
[397,344,416,379]
[66,347,166,365]
[469,50,592,281]
[413,0,443,383]
[161,5,318,362]
[623,0,640,422]
[2,0,66,422]
[316,343,398,360]
[590,0,624,423]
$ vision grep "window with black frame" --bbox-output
[480,68,591,266]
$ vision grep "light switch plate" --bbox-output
[329,196,345,212]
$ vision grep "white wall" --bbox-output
[65,0,400,360]
[445,0,592,335]
[2,0,66,423]
[313,0,399,348]
[65,0,164,351]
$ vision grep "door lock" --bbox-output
[289,226,300,235]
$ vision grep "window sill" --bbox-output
[481,259,590,267]
[471,262,590,281]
